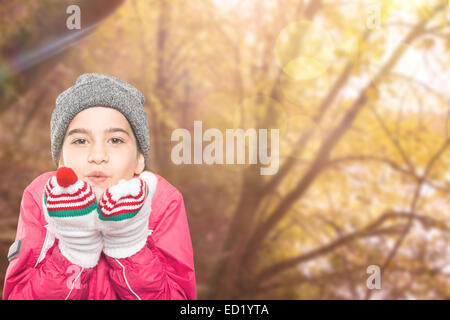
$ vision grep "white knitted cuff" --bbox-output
[102,235,148,259]
[58,240,103,269]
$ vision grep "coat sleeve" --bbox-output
[2,189,96,300]
[104,188,197,300]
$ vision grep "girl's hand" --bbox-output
[97,171,158,259]
[43,167,103,268]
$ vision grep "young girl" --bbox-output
[2,73,197,300]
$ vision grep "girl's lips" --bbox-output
[87,176,108,185]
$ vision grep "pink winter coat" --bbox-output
[2,171,197,300]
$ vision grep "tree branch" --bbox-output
[365,135,450,299]
[324,153,450,192]
[252,209,450,288]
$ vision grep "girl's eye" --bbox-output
[110,138,124,144]
[73,139,87,145]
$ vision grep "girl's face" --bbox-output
[58,106,145,200]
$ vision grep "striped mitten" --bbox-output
[43,167,103,268]
[98,171,158,259]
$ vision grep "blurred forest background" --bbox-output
[1,0,450,299]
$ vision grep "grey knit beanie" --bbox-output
[51,73,150,167]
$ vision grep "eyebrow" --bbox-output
[66,127,131,137]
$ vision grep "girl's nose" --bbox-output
[87,143,109,164]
